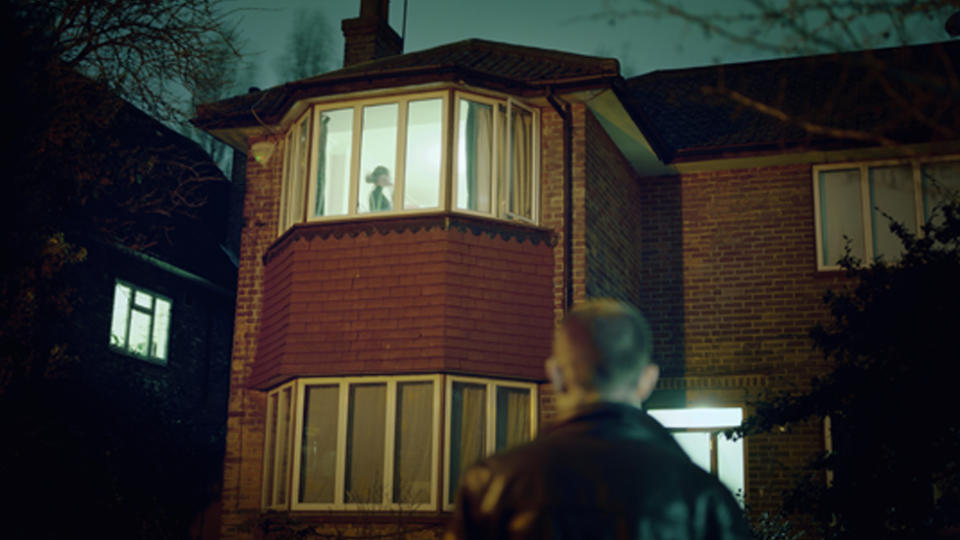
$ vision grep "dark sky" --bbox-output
[231,0,787,89]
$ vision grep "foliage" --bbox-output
[598,0,959,149]
[0,2,237,537]
[730,194,960,538]
[276,8,337,82]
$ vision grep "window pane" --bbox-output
[404,99,443,210]
[673,431,712,473]
[263,393,278,506]
[717,434,744,503]
[922,161,960,227]
[128,310,152,357]
[133,290,153,309]
[300,385,339,503]
[457,100,493,213]
[495,386,531,451]
[151,298,171,360]
[280,130,296,232]
[448,382,486,504]
[314,109,352,217]
[110,283,131,348]
[503,105,534,221]
[358,104,398,214]
[345,383,386,503]
[276,387,292,505]
[394,382,434,504]
[870,165,915,262]
[819,169,864,266]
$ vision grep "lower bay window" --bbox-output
[814,157,960,269]
[262,375,537,512]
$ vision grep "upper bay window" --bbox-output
[814,157,960,269]
[277,90,538,235]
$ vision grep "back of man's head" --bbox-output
[553,299,654,401]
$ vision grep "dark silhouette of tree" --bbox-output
[731,195,960,538]
[276,8,337,81]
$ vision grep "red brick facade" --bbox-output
[251,219,554,388]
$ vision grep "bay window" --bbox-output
[814,157,960,269]
[277,90,539,235]
[262,375,537,512]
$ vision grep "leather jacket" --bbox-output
[446,402,752,540]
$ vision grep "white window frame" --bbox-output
[262,381,297,510]
[813,155,960,270]
[275,88,540,236]
[263,375,443,511]
[450,93,540,224]
[108,279,172,364]
[442,375,539,511]
[647,407,746,504]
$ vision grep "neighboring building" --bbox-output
[6,86,240,539]
[193,0,959,536]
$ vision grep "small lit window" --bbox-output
[648,407,745,503]
[814,158,960,269]
[109,280,171,363]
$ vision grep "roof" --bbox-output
[626,40,960,162]
[193,39,620,131]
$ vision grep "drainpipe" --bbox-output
[546,90,573,312]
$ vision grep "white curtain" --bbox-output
[394,382,434,504]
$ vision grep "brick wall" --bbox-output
[583,108,644,306]
[221,134,284,537]
[638,162,848,514]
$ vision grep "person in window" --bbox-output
[366,166,392,212]
[446,299,752,540]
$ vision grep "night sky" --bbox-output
[230,0,789,89]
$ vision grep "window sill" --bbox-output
[264,211,557,264]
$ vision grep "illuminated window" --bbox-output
[814,157,960,269]
[109,280,171,363]
[262,375,537,512]
[277,91,539,235]
[648,407,745,502]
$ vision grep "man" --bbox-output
[446,299,752,539]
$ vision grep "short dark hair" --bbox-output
[558,299,653,394]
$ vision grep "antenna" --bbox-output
[402,0,408,44]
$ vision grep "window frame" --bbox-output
[108,279,172,364]
[647,407,747,504]
[442,375,539,511]
[813,155,959,270]
[263,375,443,512]
[275,88,540,236]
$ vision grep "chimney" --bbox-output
[341,0,403,67]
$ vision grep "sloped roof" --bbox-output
[194,39,620,130]
[627,40,960,162]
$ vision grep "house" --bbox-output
[3,79,240,539]
[192,0,959,536]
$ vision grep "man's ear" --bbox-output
[546,359,565,394]
[635,363,660,403]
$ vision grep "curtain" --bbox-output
[299,385,338,503]
[314,115,329,216]
[394,382,434,504]
[345,384,387,503]
[511,107,533,220]
[449,383,486,504]
[464,101,491,212]
[496,387,530,451]
[276,387,292,505]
